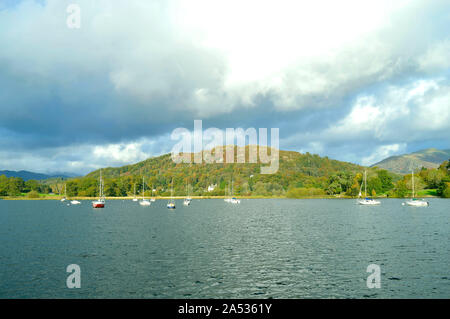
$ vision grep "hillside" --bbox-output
[0,170,74,181]
[371,148,450,174]
[82,146,373,196]
[1,146,406,198]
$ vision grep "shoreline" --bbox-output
[0,195,439,200]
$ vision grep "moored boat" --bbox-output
[167,179,176,209]
[92,170,105,208]
[229,179,240,204]
[139,177,151,206]
[61,184,67,202]
[230,197,241,204]
[358,170,381,205]
[183,182,192,206]
[404,170,429,207]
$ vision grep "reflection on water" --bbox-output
[0,199,448,298]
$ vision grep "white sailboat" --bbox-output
[150,185,156,202]
[70,199,81,205]
[224,183,231,202]
[61,184,67,202]
[358,170,380,205]
[230,179,240,204]
[167,179,176,209]
[139,177,151,206]
[92,170,105,208]
[404,170,429,207]
[183,182,192,206]
[132,183,138,202]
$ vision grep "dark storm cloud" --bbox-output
[0,0,449,174]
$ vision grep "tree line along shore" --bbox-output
[1,158,448,200]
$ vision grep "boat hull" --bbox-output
[92,201,105,208]
[139,200,151,206]
[405,200,429,207]
[230,197,241,204]
[358,199,380,205]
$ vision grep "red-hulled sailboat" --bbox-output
[92,170,105,208]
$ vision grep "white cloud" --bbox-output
[281,78,450,164]
[361,143,407,166]
[0,0,425,116]
[0,137,169,175]
[325,78,448,141]
[93,143,149,165]
[418,40,450,72]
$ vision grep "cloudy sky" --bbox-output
[0,0,449,175]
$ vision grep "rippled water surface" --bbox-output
[0,198,448,298]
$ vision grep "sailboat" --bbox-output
[224,182,231,202]
[70,199,81,205]
[150,185,156,202]
[132,183,138,202]
[230,179,240,204]
[183,182,191,206]
[139,177,151,206]
[358,170,380,205]
[61,184,67,202]
[92,170,105,208]
[167,179,176,209]
[404,170,429,207]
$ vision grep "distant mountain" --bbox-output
[371,148,450,174]
[0,170,75,181]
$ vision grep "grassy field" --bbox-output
[415,189,437,197]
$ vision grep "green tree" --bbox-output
[7,177,24,196]
[367,176,382,195]
[326,181,342,195]
[437,177,450,197]
[66,180,79,196]
[25,180,40,192]
[394,180,408,198]
[442,185,450,198]
[377,170,393,193]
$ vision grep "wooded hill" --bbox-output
[81,146,378,197]
[3,146,449,198]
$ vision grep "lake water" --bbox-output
[0,198,448,298]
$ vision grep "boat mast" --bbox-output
[364,170,367,198]
[411,170,414,199]
[231,178,233,198]
[142,177,145,200]
[169,178,174,203]
[99,170,103,200]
